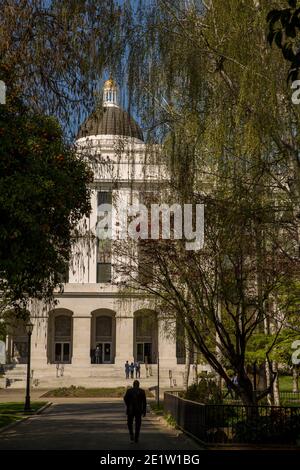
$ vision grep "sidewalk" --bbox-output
[0,400,203,450]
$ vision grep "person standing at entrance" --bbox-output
[124,380,147,443]
[125,361,130,379]
[130,362,134,379]
[135,361,140,379]
[95,345,101,364]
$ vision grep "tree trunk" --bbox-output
[183,333,191,391]
[215,300,223,391]
[273,361,280,406]
[237,372,256,407]
[265,359,274,405]
[293,366,299,393]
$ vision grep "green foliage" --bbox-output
[267,0,300,82]
[0,1,126,131]
[183,378,223,405]
[117,0,300,408]
[0,95,91,309]
[164,413,177,427]
[234,412,300,444]
[246,330,300,366]
[150,403,164,415]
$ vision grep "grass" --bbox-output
[0,402,47,428]
[42,385,154,398]
[221,375,295,396]
[150,402,164,415]
[279,375,294,392]
[149,402,177,427]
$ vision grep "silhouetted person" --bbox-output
[135,361,141,378]
[125,361,130,379]
[124,380,146,443]
[130,362,134,379]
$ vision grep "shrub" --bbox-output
[184,377,223,405]
[234,410,300,444]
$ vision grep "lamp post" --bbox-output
[24,322,33,412]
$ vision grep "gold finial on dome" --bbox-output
[103,75,118,107]
[103,76,117,89]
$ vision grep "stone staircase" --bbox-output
[3,363,188,390]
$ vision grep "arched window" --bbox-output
[91,313,115,364]
[134,311,158,364]
[54,315,72,363]
[55,316,71,339]
[96,316,112,340]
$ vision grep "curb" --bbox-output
[0,401,52,434]
[149,408,207,449]
[36,402,52,414]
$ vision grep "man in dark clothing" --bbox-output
[124,380,147,443]
[125,361,130,379]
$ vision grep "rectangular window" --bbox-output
[97,191,112,283]
[97,191,112,206]
[63,343,70,362]
[55,342,71,363]
[104,343,111,362]
[138,242,153,284]
[97,263,111,283]
[137,343,144,362]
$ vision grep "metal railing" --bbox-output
[280,391,300,403]
[164,392,300,444]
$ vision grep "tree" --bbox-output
[267,0,300,83]
[0,0,127,133]
[113,0,300,406]
[0,89,92,312]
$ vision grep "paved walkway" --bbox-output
[0,400,202,450]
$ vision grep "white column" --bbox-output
[72,315,91,367]
[31,317,48,369]
[5,334,12,363]
[115,315,134,366]
[158,317,177,368]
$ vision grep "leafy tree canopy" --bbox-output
[0,85,92,312]
[267,0,300,82]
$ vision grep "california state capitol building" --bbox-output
[3,79,208,389]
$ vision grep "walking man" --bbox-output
[124,380,147,443]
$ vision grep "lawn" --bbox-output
[0,402,47,428]
[42,385,154,398]
[279,375,294,392]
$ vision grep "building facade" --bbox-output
[5,79,203,388]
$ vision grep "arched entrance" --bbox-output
[90,310,116,364]
[134,310,158,364]
[47,309,73,364]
